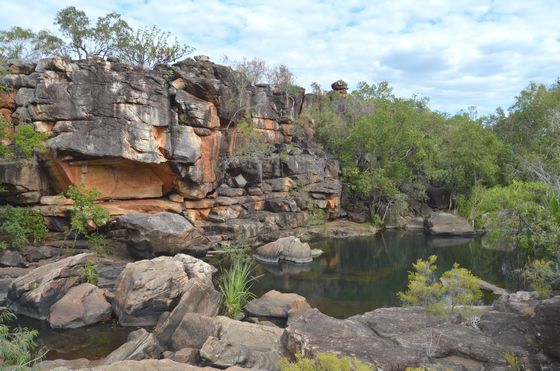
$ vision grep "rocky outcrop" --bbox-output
[7,253,92,319]
[285,307,541,370]
[534,295,560,359]
[245,290,310,319]
[254,236,313,264]
[199,316,286,370]
[112,257,189,326]
[48,283,112,329]
[117,212,209,258]
[425,211,475,237]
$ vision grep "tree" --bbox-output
[117,26,194,68]
[267,64,295,88]
[0,27,63,61]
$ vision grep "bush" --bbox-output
[278,352,375,371]
[0,119,47,160]
[0,205,48,250]
[0,309,44,368]
[523,259,558,298]
[82,260,98,285]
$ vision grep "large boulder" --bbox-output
[493,291,540,317]
[118,212,209,258]
[534,295,560,359]
[8,253,92,319]
[254,236,313,264]
[425,211,475,237]
[245,290,311,319]
[112,257,189,326]
[0,159,47,204]
[172,253,216,286]
[48,283,112,329]
[169,313,221,351]
[199,316,286,370]
[154,279,221,348]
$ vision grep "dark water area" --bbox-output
[13,316,134,361]
[253,231,526,318]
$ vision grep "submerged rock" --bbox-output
[48,283,112,329]
[425,211,475,237]
[112,257,189,326]
[245,290,311,319]
[254,236,313,264]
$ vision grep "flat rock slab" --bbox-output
[254,236,312,264]
[48,283,112,329]
[425,211,475,237]
[245,290,310,318]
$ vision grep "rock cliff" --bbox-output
[0,56,341,251]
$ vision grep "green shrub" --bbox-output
[523,259,558,298]
[0,205,48,250]
[219,259,259,319]
[0,119,47,160]
[82,260,98,285]
[307,206,326,227]
[278,352,375,371]
[0,309,45,368]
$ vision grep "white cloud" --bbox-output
[0,0,559,114]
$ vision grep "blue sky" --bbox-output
[1,0,559,115]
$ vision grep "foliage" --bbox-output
[0,205,48,250]
[399,256,482,318]
[82,260,98,286]
[522,259,558,298]
[235,113,269,157]
[0,26,63,60]
[0,119,48,160]
[65,184,110,253]
[307,205,326,227]
[219,258,259,319]
[278,352,375,371]
[0,309,44,368]
[503,352,523,371]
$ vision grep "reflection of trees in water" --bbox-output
[253,231,526,318]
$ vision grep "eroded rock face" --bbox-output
[254,236,313,264]
[118,212,209,258]
[48,283,112,329]
[8,253,92,319]
[112,257,189,326]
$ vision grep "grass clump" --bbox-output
[278,352,375,371]
[82,260,98,286]
[219,258,259,319]
[0,205,48,250]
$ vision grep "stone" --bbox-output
[100,328,162,365]
[112,257,189,326]
[172,253,217,285]
[0,159,46,205]
[172,347,199,364]
[266,199,299,213]
[245,290,311,319]
[425,211,476,237]
[170,313,221,351]
[174,90,220,129]
[254,236,313,264]
[168,193,184,203]
[154,279,222,348]
[94,359,222,370]
[8,253,92,319]
[118,212,209,259]
[199,316,286,369]
[0,250,27,267]
[0,278,11,307]
[48,283,112,329]
[534,295,560,359]
[331,80,348,91]
[170,124,202,163]
[493,291,540,317]
[233,174,247,188]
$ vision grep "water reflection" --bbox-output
[253,231,525,318]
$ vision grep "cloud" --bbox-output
[0,0,559,114]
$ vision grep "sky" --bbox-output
[1,0,559,115]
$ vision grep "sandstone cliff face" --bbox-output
[0,56,341,245]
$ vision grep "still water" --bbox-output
[253,231,525,318]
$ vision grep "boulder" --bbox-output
[331,80,348,91]
[245,290,311,319]
[118,212,209,259]
[425,212,475,237]
[48,283,112,329]
[170,313,221,351]
[168,347,199,364]
[172,254,217,286]
[100,328,162,365]
[112,257,189,326]
[154,279,221,347]
[254,236,313,264]
[0,250,27,267]
[24,245,59,262]
[0,159,47,205]
[493,291,540,317]
[534,295,560,359]
[199,316,286,369]
[8,253,92,319]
